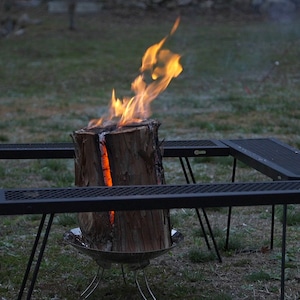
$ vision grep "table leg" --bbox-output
[17,213,54,300]
[18,214,47,300]
[179,157,222,262]
[280,204,287,300]
[225,158,237,250]
[26,213,54,299]
[270,203,275,250]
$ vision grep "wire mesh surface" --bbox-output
[4,180,300,201]
[223,138,300,179]
[1,181,300,215]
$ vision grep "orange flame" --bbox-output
[88,17,183,128]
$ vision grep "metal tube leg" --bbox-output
[280,204,287,300]
[180,157,211,250]
[225,207,232,250]
[143,270,156,300]
[195,208,211,250]
[184,157,196,184]
[135,269,156,300]
[226,158,237,250]
[271,204,275,250]
[81,266,104,299]
[179,157,190,184]
[17,214,47,300]
[121,264,127,284]
[26,213,55,300]
[202,208,222,263]
[183,157,221,261]
[135,270,148,300]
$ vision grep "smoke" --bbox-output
[259,0,298,23]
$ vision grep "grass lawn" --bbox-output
[0,6,300,299]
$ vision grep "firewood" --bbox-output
[72,119,171,252]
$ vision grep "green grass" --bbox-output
[1,11,300,145]
[188,247,217,263]
[276,205,300,226]
[1,7,300,299]
[245,270,272,282]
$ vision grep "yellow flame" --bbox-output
[88,17,183,128]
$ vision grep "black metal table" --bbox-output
[1,138,299,299]
[1,181,300,300]
[221,137,300,297]
[2,181,300,214]
[0,139,229,261]
[222,138,300,246]
[0,139,229,299]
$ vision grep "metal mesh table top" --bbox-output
[1,180,300,215]
[4,180,300,200]
[0,140,229,159]
[223,138,300,180]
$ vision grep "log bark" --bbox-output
[72,120,171,253]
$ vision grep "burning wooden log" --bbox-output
[72,119,172,253]
[71,18,183,256]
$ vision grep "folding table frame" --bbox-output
[0,139,229,299]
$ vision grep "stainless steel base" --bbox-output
[64,228,183,299]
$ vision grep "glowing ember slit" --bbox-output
[99,138,112,187]
[99,134,114,225]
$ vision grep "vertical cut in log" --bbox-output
[72,120,171,253]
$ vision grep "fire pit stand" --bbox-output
[78,263,157,300]
[79,265,156,300]
[64,228,183,299]
[80,266,103,299]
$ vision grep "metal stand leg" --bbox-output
[135,269,157,300]
[225,158,237,250]
[27,213,55,300]
[280,204,287,300]
[201,208,222,263]
[225,207,232,250]
[18,214,47,300]
[18,213,54,300]
[226,158,276,251]
[195,208,211,251]
[121,264,127,284]
[80,266,104,299]
[271,204,275,250]
[179,157,221,262]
